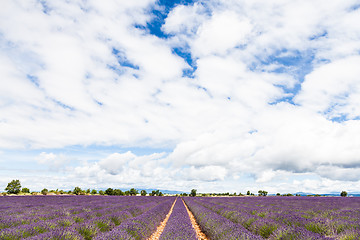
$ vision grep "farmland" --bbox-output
[0,196,360,239]
[184,196,360,239]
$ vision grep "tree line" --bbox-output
[2,180,349,197]
[2,180,165,196]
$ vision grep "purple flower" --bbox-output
[160,198,197,240]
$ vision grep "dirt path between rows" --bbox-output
[182,199,209,240]
[147,198,177,240]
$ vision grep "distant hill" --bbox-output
[294,192,314,196]
[141,189,184,195]
[267,192,360,197]
[296,192,360,197]
[323,193,360,197]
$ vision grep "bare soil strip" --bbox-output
[182,199,209,240]
[147,198,177,240]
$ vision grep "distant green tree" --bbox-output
[150,190,156,196]
[73,187,83,195]
[276,193,281,196]
[159,192,163,196]
[246,190,251,195]
[155,190,160,196]
[41,188,49,195]
[113,189,124,196]
[141,190,147,196]
[22,187,30,193]
[5,180,21,194]
[105,188,114,195]
[99,190,104,195]
[258,190,268,196]
[340,191,348,197]
[113,189,119,195]
[86,189,90,194]
[129,188,138,196]
[190,189,197,197]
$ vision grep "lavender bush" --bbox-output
[0,195,173,239]
[184,196,360,239]
[159,199,197,240]
[1,195,360,239]
[184,197,263,239]
[94,197,174,239]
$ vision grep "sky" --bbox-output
[1,0,360,194]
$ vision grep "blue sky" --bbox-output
[1,0,360,193]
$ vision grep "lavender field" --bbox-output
[184,196,360,239]
[0,195,175,239]
[0,195,360,239]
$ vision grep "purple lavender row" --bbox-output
[28,198,169,239]
[183,197,263,240]
[0,196,135,228]
[0,196,169,239]
[193,197,323,239]
[230,196,359,238]
[0,195,146,229]
[193,197,283,238]
[159,198,197,240]
[1,206,133,239]
[191,196,360,239]
[191,197,326,239]
[94,197,175,239]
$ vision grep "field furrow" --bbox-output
[157,198,197,240]
[148,197,177,240]
[182,198,208,240]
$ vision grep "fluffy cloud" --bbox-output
[36,152,70,170]
[71,151,170,187]
[185,166,228,181]
[295,56,360,120]
[1,0,360,193]
[98,152,136,175]
[97,151,166,175]
[191,11,252,56]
